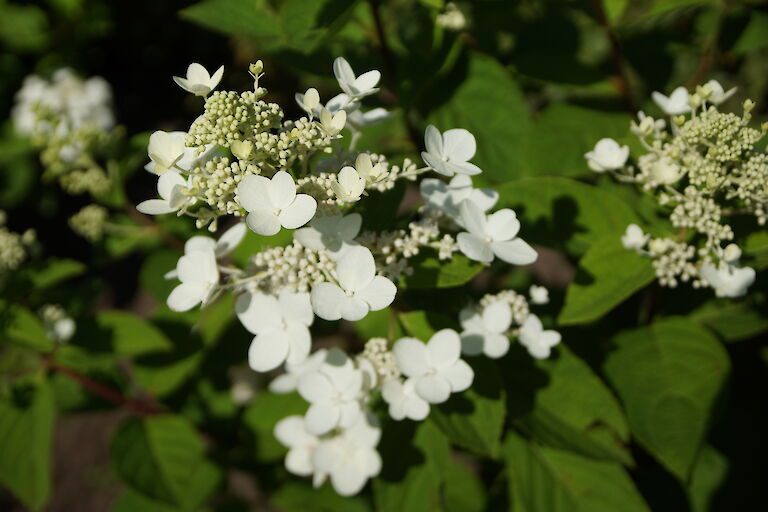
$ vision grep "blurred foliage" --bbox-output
[1,0,768,511]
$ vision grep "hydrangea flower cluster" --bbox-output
[140,59,560,496]
[0,210,36,274]
[12,68,118,197]
[585,81,762,297]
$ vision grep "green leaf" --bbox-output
[559,236,655,325]
[0,3,49,51]
[524,104,632,179]
[603,318,730,481]
[110,489,180,512]
[743,230,768,270]
[374,420,450,512]
[732,12,768,55]
[20,258,86,290]
[495,177,640,257]
[354,180,406,232]
[0,381,55,511]
[140,249,181,303]
[110,415,221,510]
[2,303,53,352]
[398,310,457,341]
[504,345,631,464]
[426,53,530,184]
[400,249,483,289]
[689,296,768,342]
[90,311,173,357]
[503,431,649,512]
[442,457,486,512]
[430,358,506,458]
[243,391,307,462]
[180,0,280,41]
[688,445,728,512]
[272,482,372,512]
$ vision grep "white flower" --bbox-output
[333,57,381,99]
[236,290,314,372]
[144,133,220,175]
[236,171,317,236]
[319,107,347,136]
[393,329,474,403]
[173,63,224,97]
[704,80,736,105]
[631,111,665,137]
[294,213,361,260]
[166,244,219,312]
[421,125,482,176]
[310,246,396,321]
[456,200,537,265]
[420,174,498,220]
[312,412,382,496]
[518,314,561,359]
[296,87,320,116]
[650,155,683,184]
[330,166,366,203]
[136,170,188,215]
[459,301,512,358]
[50,317,76,343]
[621,223,649,250]
[270,349,328,393]
[722,243,742,263]
[274,415,320,477]
[652,86,691,115]
[354,153,388,184]
[529,285,549,305]
[180,222,247,259]
[148,130,186,174]
[381,378,430,421]
[298,348,365,435]
[699,262,755,298]
[347,107,391,130]
[584,138,629,172]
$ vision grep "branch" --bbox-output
[589,0,637,112]
[43,356,162,415]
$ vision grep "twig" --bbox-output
[43,356,162,415]
[589,0,637,112]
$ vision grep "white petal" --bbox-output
[468,188,499,212]
[491,239,538,265]
[286,447,314,476]
[305,404,340,435]
[482,301,512,333]
[339,296,370,321]
[485,209,520,241]
[246,210,281,236]
[459,200,487,237]
[167,283,207,312]
[483,333,510,358]
[209,65,224,89]
[422,151,452,176]
[136,199,174,215]
[248,329,291,372]
[337,213,362,241]
[393,338,430,378]
[298,371,335,403]
[352,70,381,93]
[442,128,476,161]
[442,360,473,392]
[285,323,311,366]
[355,276,396,311]
[337,246,375,292]
[405,395,430,421]
[333,57,356,87]
[237,174,272,212]
[457,232,494,263]
[331,459,369,496]
[310,283,346,320]
[269,171,297,209]
[424,125,443,157]
[215,222,247,257]
[415,375,451,404]
[294,226,325,251]
[427,329,461,369]
[279,195,317,229]
[446,161,482,176]
[278,291,314,326]
[274,416,312,447]
[235,292,283,334]
[185,236,217,254]
[157,170,186,200]
[186,63,210,82]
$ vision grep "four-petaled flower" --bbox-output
[294,213,361,260]
[330,166,365,203]
[518,314,561,359]
[236,171,317,236]
[420,174,498,220]
[147,130,185,174]
[296,87,320,117]
[704,80,736,105]
[699,262,755,298]
[381,378,430,421]
[459,301,513,358]
[236,289,314,372]
[173,63,224,97]
[621,224,649,251]
[456,200,538,265]
[333,57,381,99]
[319,107,347,136]
[584,138,629,172]
[298,348,365,435]
[310,246,396,321]
[421,125,482,176]
[166,241,219,312]
[652,86,691,115]
[393,329,474,404]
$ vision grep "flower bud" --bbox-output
[723,244,742,263]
